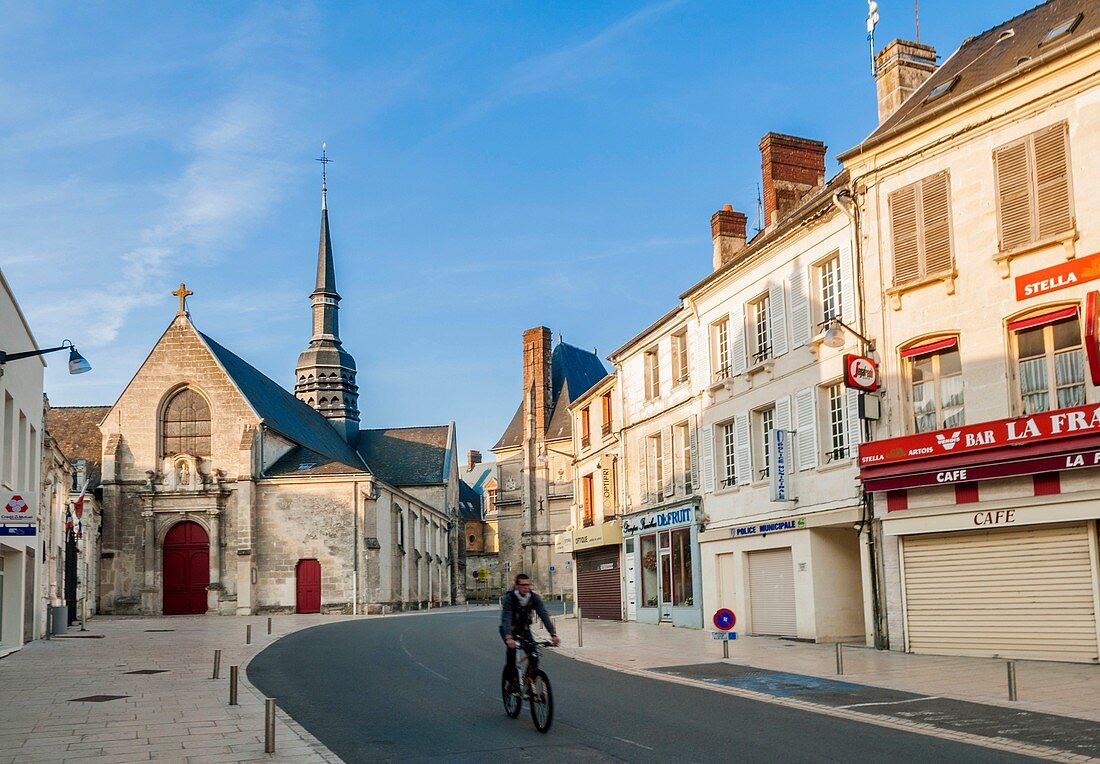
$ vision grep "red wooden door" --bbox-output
[296,559,321,614]
[163,521,209,615]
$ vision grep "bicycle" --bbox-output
[501,638,554,733]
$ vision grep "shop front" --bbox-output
[860,404,1100,663]
[572,519,623,620]
[622,502,702,628]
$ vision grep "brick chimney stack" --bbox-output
[711,205,747,270]
[467,449,482,472]
[522,326,553,436]
[760,133,827,227]
[875,40,937,124]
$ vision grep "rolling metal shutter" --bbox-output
[903,523,1099,663]
[576,549,622,621]
[747,548,797,637]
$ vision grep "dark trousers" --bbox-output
[502,632,538,680]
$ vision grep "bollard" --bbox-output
[836,642,844,675]
[229,666,239,706]
[246,624,252,645]
[267,616,272,635]
[212,649,222,680]
[577,606,583,648]
[722,637,729,659]
[1007,660,1017,701]
[264,698,276,753]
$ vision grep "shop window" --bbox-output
[640,534,659,608]
[671,528,693,606]
[671,329,689,386]
[711,317,731,381]
[1011,308,1084,414]
[902,337,964,433]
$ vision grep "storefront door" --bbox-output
[659,534,673,622]
[624,538,637,620]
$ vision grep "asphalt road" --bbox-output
[247,610,1039,763]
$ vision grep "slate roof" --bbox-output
[462,462,496,493]
[357,425,451,487]
[492,341,608,450]
[47,406,111,487]
[839,0,1099,160]
[459,480,482,520]
[196,329,366,471]
[266,446,364,477]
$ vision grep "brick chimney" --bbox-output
[875,40,937,124]
[467,449,482,472]
[760,133,827,227]
[711,205,747,270]
[522,326,553,436]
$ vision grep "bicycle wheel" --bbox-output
[528,669,553,733]
[502,667,522,718]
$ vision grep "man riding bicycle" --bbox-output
[500,573,560,693]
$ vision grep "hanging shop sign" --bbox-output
[0,491,36,524]
[1086,292,1100,385]
[843,354,879,392]
[572,519,623,552]
[621,505,695,537]
[1014,252,1100,300]
[769,430,793,502]
[599,455,618,515]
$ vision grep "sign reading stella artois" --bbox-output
[859,402,1100,468]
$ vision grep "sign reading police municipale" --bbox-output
[859,402,1100,467]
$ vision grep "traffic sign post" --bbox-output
[712,608,737,659]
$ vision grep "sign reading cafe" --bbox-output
[621,505,695,537]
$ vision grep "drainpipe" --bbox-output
[352,481,359,615]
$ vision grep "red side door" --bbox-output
[163,521,210,615]
[296,559,321,614]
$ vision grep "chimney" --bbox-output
[467,449,482,472]
[875,40,937,124]
[760,133,827,227]
[711,205,747,270]
[522,326,553,436]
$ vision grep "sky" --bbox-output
[0,0,1038,458]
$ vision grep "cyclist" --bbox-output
[500,573,560,694]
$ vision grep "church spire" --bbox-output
[295,144,360,444]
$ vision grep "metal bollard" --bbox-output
[229,666,239,706]
[212,649,222,680]
[267,617,272,635]
[577,606,583,648]
[246,624,252,645]
[836,642,844,675]
[264,698,276,753]
[722,637,729,659]
[1007,660,1017,701]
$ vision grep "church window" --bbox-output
[162,388,211,457]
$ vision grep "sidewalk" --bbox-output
[0,613,357,763]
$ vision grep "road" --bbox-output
[248,609,1038,763]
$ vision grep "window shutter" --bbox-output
[994,140,1034,252]
[795,387,817,471]
[734,412,751,486]
[689,415,699,493]
[638,441,649,505]
[890,184,921,285]
[1034,122,1073,239]
[775,395,791,432]
[662,427,675,498]
[768,281,788,357]
[789,268,812,346]
[700,422,714,494]
[846,389,863,455]
[693,323,708,387]
[731,305,747,375]
[921,171,953,275]
[839,242,856,326]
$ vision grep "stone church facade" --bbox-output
[54,182,460,616]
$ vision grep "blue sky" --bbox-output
[0,1,1035,457]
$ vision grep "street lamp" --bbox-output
[0,339,92,375]
[821,318,874,353]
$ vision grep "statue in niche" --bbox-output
[179,461,190,488]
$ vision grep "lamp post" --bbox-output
[821,318,874,353]
[0,339,92,376]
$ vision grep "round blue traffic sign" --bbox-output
[713,608,736,631]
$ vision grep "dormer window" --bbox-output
[923,74,959,103]
[1041,14,1082,46]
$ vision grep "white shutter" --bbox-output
[688,415,699,494]
[734,412,751,486]
[789,267,812,347]
[846,388,863,455]
[768,281,788,357]
[700,423,714,494]
[693,322,708,387]
[662,427,675,498]
[638,441,649,505]
[748,548,797,636]
[795,387,817,471]
[840,241,856,326]
[731,304,747,375]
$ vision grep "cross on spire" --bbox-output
[316,142,332,209]
[172,282,193,317]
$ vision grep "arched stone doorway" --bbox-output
[163,521,209,615]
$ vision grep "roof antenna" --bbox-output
[316,142,333,210]
[867,0,880,76]
[755,182,764,234]
[914,0,920,44]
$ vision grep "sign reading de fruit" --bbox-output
[0,491,37,523]
[621,505,694,536]
[859,402,1100,468]
[1015,252,1100,301]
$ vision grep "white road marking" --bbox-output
[835,696,939,709]
[399,629,450,682]
[614,736,655,750]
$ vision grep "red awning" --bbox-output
[900,337,958,359]
[1007,306,1078,332]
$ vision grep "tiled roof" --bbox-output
[195,328,366,471]
[459,480,482,520]
[357,425,451,487]
[840,0,1099,160]
[46,406,111,486]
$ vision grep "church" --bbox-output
[52,177,460,616]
